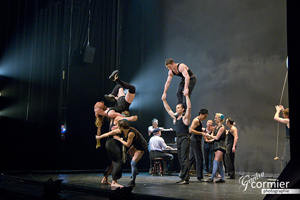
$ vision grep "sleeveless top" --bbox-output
[175,117,189,137]
[124,128,148,151]
[212,125,227,153]
[191,119,202,142]
[286,125,290,137]
[226,128,234,145]
[172,63,194,80]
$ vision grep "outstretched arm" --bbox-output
[162,70,173,100]
[162,98,175,119]
[95,129,121,140]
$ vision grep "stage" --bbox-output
[0,171,276,200]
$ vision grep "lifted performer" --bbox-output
[162,58,197,110]
[162,94,192,184]
[105,70,135,117]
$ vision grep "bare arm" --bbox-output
[114,131,134,147]
[178,64,190,96]
[231,127,238,153]
[209,126,224,140]
[162,99,175,119]
[106,109,124,119]
[95,129,121,140]
[162,70,173,100]
[274,105,289,125]
[182,95,191,125]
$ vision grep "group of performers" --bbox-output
[94,58,289,188]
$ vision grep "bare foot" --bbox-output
[111,180,124,188]
[101,178,111,185]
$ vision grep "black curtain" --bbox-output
[0,0,126,170]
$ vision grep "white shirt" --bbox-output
[149,135,168,151]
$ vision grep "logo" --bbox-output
[239,172,292,193]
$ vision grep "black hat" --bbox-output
[199,109,209,115]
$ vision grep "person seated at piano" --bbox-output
[148,118,173,137]
[149,128,174,175]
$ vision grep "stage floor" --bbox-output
[0,171,272,200]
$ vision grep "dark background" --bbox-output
[0,0,293,176]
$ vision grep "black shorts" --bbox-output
[109,96,131,113]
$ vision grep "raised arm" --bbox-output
[182,95,191,125]
[162,70,174,100]
[274,105,289,125]
[179,64,190,96]
[162,98,175,119]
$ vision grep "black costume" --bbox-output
[175,117,190,182]
[172,63,197,105]
[103,120,123,181]
[189,118,204,180]
[225,128,236,178]
[212,125,227,154]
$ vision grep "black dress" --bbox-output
[212,125,227,154]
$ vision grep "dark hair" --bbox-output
[165,58,174,65]
[118,119,141,138]
[177,103,186,111]
[227,118,235,125]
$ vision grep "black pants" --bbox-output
[150,150,174,172]
[189,137,203,179]
[104,137,123,180]
[225,142,235,178]
[177,134,191,181]
[176,75,197,105]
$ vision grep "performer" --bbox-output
[149,128,174,175]
[274,105,290,168]
[203,120,215,176]
[189,109,209,182]
[148,118,173,137]
[95,103,138,187]
[104,70,136,116]
[162,58,197,110]
[96,119,147,187]
[206,113,227,183]
[162,94,192,185]
[225,118,238,179]
[148,118,173,174]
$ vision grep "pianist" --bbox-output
[149,128,174,175]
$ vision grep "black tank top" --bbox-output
[125,128,148,151]
[226,128,234,144]
[172,63,194,79]
[191,119,202,142]
[175,117,189,136]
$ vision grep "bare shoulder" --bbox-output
[179,63,188,71]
